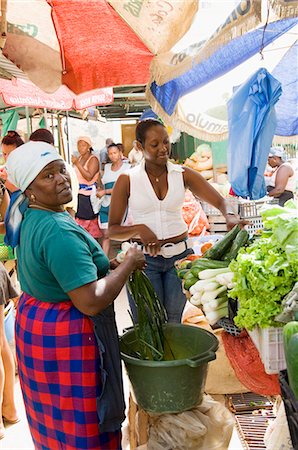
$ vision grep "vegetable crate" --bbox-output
[279,370,298,450]
[239,199,279,236]
[248,327,286,374]
[201,199,239,216]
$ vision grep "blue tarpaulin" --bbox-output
[149,18,297,117]
[227,68,282,200]
[273,41,298,138]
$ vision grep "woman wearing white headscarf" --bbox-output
[267,146,295,206]
[5,142,145,449]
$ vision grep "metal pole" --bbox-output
[65,111,71,163]
[25,106,31,141]
[43,108,48,129]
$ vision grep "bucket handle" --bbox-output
[186,351,216,368]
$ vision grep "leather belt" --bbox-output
[144,240,193,258]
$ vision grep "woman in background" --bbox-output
[72,136,101,239]
[0,177,19,439]
[98,144,130,255]
[0,131,24,194]
[267,146,295,206]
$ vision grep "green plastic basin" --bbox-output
[120,323,219,414]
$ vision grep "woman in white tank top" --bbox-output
[267,146,295,206]
[109,119,246,323]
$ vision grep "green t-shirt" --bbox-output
[17,209,109,302]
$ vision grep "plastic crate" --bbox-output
[239,198,278,219]
[279,370,298,450]
[248,327,286,374]
[201,198,239,216]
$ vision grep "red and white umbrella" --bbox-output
[2,0,197,94]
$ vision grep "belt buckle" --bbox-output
[160,242,176,258]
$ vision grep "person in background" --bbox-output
[109,119,246,323]
[0,177,9,234]
[267,146,295,206]
[98,144,130,255]
[128,140,143,167]
[99,138,113,173]
[5,141,145,449]
[0,131,24,193]
[72,136,102,239]
[116,143,129,163]
[30,128,79,217]
[0,178,19,440]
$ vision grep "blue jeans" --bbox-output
[127,248,193,323]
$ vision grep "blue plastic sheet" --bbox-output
[227,68,282,200]
[149,18,297,117]
[273,41,298,137]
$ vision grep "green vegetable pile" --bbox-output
[127,270,167,361]
[230,200,298,330]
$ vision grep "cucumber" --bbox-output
[204,224,241,260]
[283,321,298,355]
[184,277,198,291]
[191,260,229,278]
[191,258,229,269]
[286,332,298,399]
[177,269,189,279]
[223,229,249,262]
[283,322,298,398]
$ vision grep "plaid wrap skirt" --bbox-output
[16,293,122,450]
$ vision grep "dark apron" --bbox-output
[90,304,126,433]
[267,186,294,206]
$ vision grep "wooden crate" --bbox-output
[207,214,227,233]
[128,393,149,449]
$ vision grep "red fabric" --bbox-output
[49,0,153,93]
[222,331,281,396]
[229,186,237,196]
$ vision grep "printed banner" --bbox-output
[0,78,113,110]
[151,0,262,85]
[108,0,198,53]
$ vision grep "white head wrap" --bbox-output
[5,141,63,248]
[6,141,63,192]
[268,146,285,159]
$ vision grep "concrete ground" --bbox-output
[1,288,244,449]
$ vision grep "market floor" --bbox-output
[1,288,244,450]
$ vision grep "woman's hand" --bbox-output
[71,155,79,166]
[96,189,106,198]
[138,225,161,256]
[109,258,120,270]
[0,167,7,180]
[225,214,249,231]
[125,246,146,271]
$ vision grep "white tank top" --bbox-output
[268,162,295,192]
[128,161,188,240]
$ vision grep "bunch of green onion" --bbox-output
[127,270,168,361]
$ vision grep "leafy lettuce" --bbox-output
[230,200,298,330]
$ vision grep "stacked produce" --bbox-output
[230,200,298,330]
[183,144,229,192]
[182,190,210,236]
[177,225,249,326]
